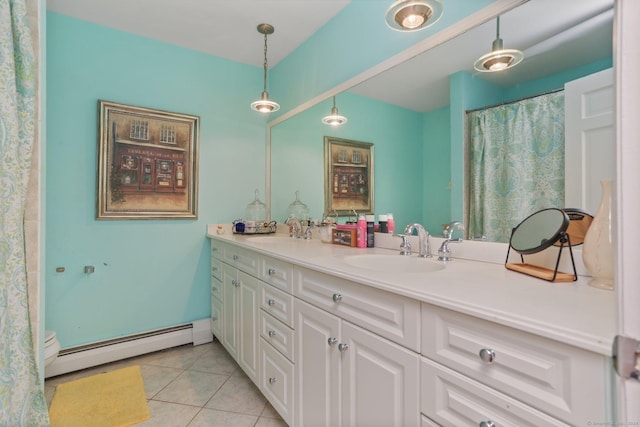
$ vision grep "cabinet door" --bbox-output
[295,299,341,427]
[341,322,420,427]
[238,271,261,383]
[222,264,239,359]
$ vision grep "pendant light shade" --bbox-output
[474,17,524,73]
[322,96,347,126]
[385,0,443,32]
[250,23,280,113]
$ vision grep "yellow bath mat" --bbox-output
[49,365,151,427]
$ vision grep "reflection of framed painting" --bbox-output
[324,136,374,216]
[97,100,200,219]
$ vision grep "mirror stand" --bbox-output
[505,232,578,282]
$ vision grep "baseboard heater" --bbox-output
[45,318,212,378]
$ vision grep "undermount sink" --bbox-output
[245,235,296,244]
[343,254,445,274]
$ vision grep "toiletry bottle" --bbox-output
[378,214,388,233]
[387,213,395,234]
[357,215,367,248]
[366,214,375,247]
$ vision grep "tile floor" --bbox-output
[45,340,287,427]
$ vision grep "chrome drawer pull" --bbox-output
[212,287,218,292]
[267,298,276,306]
[479,421,495,427]
[328,337,338,346]
[268,330,276,337]
[268,377,277,384]
[268,268,276,276]
[332,293,343,303]
[338,343,349,352]
[212,267,218,271]
[232,279,239,287]
[479,348,496,363]
[233,255,239,260]
[211,315,218,321]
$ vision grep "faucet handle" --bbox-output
[395,234,412,256]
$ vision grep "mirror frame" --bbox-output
[264,0,528,221]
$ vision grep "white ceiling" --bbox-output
[47,0,613,113]
[46,0,351,67]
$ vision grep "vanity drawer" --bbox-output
[260,255,294,294]
[421,303,609,426]
[421,357,570,427]
[210,289,223,340]
[223,245,259,276]
[211,257,223,282]
[260,337,294,426]
[295,266,420,351]
[211,276,223,302]
[261,283,294,328]
[260,310,295,362]
[211,240,224,261]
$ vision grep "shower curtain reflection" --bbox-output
[466,91,565,243]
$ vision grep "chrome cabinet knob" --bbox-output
[267,298,276,306]
[332,293,343,303]
[268,377,277,384]
[232,255,239,260]
[479,348,496,363]
[212,267,218,272]
[267,268,276,276]
[338,343,349,352]
[328,337,338,346]
[212,286,218,292]
[479,421,496,427]
[268,330,276,337]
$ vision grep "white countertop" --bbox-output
[207,225,615,356]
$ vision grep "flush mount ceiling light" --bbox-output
[474,16,524,73]
[250,23,280,113]
[385,0,443,32]
[321,96,347,126]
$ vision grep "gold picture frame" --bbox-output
[97,100,200,219]
[324,136,374,216]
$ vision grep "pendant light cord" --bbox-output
[262,32,268,92]
[496,16,500,39]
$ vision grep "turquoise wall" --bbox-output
[271,92,423,230]
[422,106,451,234]
[46,13,268,347]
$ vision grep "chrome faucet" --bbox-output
[403,223,432,258]
[438,221,465,261]
[285,216,303,239]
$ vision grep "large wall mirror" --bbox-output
[268,0,614,242]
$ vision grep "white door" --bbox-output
[341,322,420,427]
[221,264,239,359]
[238,271,260,383]
[295,299,341,427]
[615,0,640,421]
[565,68,615,214]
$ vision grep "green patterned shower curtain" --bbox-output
[467,91,565,243]
[0,0,49,424]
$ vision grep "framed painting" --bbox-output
[324,136,374,216]
[97,100,200,219]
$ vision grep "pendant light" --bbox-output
[385,0,443,32]
[250,23,280,113]
[474,16,524,73]
[321,96,347,126]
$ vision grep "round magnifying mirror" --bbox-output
[510,208,570,255]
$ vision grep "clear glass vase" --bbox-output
[582,180,614,290]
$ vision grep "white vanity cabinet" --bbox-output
[420,303,611,426]
[221,264,261,382]
[294,267,421,427]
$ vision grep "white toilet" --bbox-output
[44,330,60,369]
